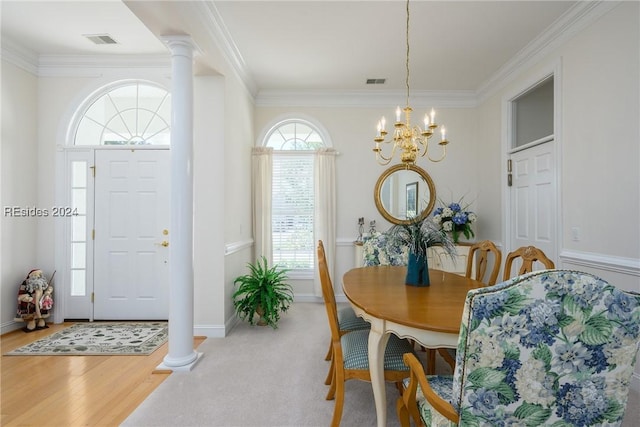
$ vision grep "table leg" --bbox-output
[367,326,391,427]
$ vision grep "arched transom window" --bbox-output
[74,82,171,146]
[265,120,325,150]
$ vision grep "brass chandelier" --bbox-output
[373,0,449,166]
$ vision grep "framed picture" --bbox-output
[406,181,418,218]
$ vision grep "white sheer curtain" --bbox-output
[252,147,272,262]
[314,148,337,297]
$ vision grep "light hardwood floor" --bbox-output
[0,322,205,426]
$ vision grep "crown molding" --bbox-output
[195,1,257,97]
[255,89,477,109]
[476,0,620,103]
[1,37,39,75]
[37,54,171,77]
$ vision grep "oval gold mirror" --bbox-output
[374,164,436,225]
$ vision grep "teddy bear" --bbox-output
[15,269,54,332]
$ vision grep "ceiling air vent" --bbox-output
[84,34,118,45]
[366,78,386,85]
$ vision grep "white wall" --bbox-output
[1,60,39,333]
[474,1,640,395]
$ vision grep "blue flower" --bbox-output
[452,212,468,225]
[449,203,461,212]
[552,342,591,374]
[556,379,608,425]
[468,388,500,416]
[474,292,509,321]
[500,358,522,400]
[433,207,443,215]
[585,344,608,373]
[605,291,638,321]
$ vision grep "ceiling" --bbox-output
[1,1,578,95]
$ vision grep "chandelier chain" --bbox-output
[371,0,450,166]
[405,0,410,108]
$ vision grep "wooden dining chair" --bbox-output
[503,245,554,281]
[317,240,417,427]
[465,240,502,286]
[317,241,370,386]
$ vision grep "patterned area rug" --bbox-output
[5,322,168,356]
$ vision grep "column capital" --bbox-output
[161,35,197,59]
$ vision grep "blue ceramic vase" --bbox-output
[406,252,430,287]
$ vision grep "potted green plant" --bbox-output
[386,218,456,286]
[233,256,294,328]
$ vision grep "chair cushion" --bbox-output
[337,306,370,332]
[341,329,414,371]
[403,375,457,427]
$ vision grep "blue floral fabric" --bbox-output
[362,232,408,267]
[419,270,640,426]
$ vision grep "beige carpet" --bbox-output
[122,302,640,427]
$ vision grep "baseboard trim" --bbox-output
[193,323,227,338]
[1,320,23,336]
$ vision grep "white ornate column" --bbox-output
[158,35,201,371]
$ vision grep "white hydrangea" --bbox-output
[515,359,555,406]
[466,334,504,370]
[442,220,453,231]
[442,207,454,217]
[432,214,442,224]
[468,212,477,223]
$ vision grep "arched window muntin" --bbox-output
[262,117,332,151]
[71,80,171,146]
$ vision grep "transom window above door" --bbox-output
[74,82,171,146]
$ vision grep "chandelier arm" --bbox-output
[426,145,448,163]
[375,148,395,165]
[378,141,399,161]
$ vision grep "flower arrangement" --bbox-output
[386,217,457,286]
[386,217,456,259]
[432,198,477,243]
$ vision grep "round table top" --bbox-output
[342,266,484,334]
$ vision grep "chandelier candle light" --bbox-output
[373,0,450,166]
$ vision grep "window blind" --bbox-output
[272,154,314,270]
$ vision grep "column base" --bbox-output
[156,351,203,372]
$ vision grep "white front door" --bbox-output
[93,149,170,320]
[509,141,557,269]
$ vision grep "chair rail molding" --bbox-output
[560,249,640,277]
[224,239,254,256]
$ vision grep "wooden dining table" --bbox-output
[342,265,485,427]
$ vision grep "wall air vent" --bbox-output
[366,78,386,85]
[84,34,118,45]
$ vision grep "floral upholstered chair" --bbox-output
[397,269,640,427]
[362,231,409,267]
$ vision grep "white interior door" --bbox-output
[509,141,557,269]
[93,149,170,320]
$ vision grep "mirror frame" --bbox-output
[374,164,437,225]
